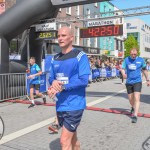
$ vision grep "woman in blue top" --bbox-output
[121,48,150,123]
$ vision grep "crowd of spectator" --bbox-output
[88,56,123,70]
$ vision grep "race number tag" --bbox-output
[56,76,69,84]
[128,64,137,70]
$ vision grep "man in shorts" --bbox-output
[121,48,150,123]
[48,26,90,150]
[28,57,46,108]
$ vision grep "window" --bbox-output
[104,5,106,12]
[94,38,97,48]
[145,47,150,52]
[75,27,79,45]
[56,23,62,30]
[116,39,118,50]
[75,5,79,16]
[86,38,90,47]
[94,3,98,7]
[86,9,90,18]
[66,7,71,15]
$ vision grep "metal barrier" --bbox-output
[0,73,27,101]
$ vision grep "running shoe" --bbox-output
[48,123,59,133]
[28,103,35,108]
[132,116,137,123]
[43,95,46,104]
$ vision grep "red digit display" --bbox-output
[107,26,113,35]
[94,27,100,37]
[88,28,94,36]
[114,25,119,35]
[100,27,106,36]
[80,24,123,38]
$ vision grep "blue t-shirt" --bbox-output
[49,48,90,112]
[29,63,41,84]
[122,56,146,84]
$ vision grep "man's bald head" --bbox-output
[57,26,74,52]
[58,26,74,36]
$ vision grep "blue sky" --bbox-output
[111,0,150,25]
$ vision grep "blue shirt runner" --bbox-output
[49,48,90,112]
[122,56,146,84]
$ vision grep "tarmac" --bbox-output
[0,77,150,150]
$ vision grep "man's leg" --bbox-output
[60,126,75,150]
[30,85,34,100]
[35,84,46,103]
[128,93,134,108]
[28,85,35,108]
[133,92,141,116]
[126,84,134,109]
[72,132,80,150]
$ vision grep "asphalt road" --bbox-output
[0,77,150,150]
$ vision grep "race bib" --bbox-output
[128,64,137,70]
[56,76,69,84]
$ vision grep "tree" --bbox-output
[124,34,140,58]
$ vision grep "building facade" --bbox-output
[126,18,150,59]
[83,2,100,48]
[99,1,115,57]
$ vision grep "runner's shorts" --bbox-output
[30,84,40,90]
[126,82,142,94]
[57,109,84,132]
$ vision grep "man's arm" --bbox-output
[59,53,90,91]
[142,59,150,86]
[120,59,127,79]
[63,74,89,91]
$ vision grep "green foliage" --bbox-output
[124,35,140,58]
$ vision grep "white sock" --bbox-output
[31,100,35,104]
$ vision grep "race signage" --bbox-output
[36,31,57,39]
[35,22,56,32]
[87,19,114,27]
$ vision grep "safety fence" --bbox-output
[0,73,27,101]
[0,69,120,101]
[89,68,120,82]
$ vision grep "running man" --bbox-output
[27,57,46,108]
[48,26,90,150]
[121,48,150,123]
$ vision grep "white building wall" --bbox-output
[126,18,150,59]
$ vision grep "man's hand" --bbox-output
[147,81,150,87]
[47,86,59,99]
[27,75,35,79]
[52,80,63,92]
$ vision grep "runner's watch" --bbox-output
[61,85,66,91]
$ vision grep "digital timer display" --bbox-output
[80,24,123,38]
[36,31,57,39]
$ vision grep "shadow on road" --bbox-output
[49,138,61,150]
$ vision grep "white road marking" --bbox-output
[87,89,126,106]
[0,82,147,145]
[0,117,55,145]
